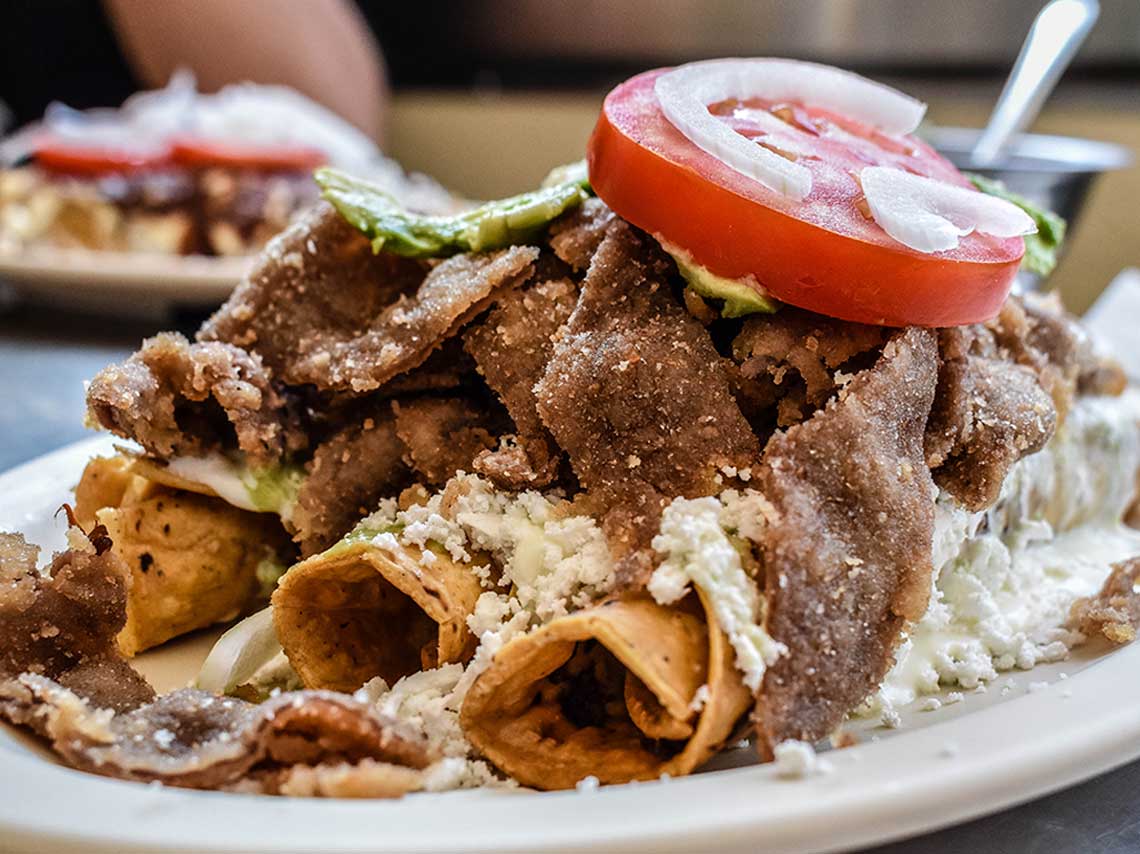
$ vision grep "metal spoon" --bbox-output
[971,0,1100,166]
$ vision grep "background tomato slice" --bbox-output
[170,137,327,171]
[587,69,1024,327]
[33,140,171,176]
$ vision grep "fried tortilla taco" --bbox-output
[460,593,750,789]
[273,531,482,692]
[74,455,292,656]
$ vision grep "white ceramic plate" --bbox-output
[2,436,1139,854]
[0,247,250,309]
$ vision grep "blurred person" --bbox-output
[1,0,388,142]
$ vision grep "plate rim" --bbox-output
[0,247,249,302]
[1,437,1139,854]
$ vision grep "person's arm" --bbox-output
[103,0,388,142]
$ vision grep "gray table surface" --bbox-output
[1,294,1138,854]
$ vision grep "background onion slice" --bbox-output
[860,166,1037,254]
[654,58,928,200]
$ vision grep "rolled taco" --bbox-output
[72,455,137,529]
[273,534,483,693]
[459,592,750,789]
[73,456,292,656]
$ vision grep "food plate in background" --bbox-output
[2,435,1139,854]
[0,247,250,313]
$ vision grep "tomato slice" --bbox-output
[33,140,171,176]
[587,68,1024,327]
[170,137,327,171]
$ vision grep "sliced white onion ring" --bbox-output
[194,607,281,694]
[860,166,1037,253]
[653,58,928,200]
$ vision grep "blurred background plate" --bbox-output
[0,247,250,314]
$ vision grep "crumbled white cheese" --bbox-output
[366,665,510,790]
[689,684,711,713]
[400,502,470,563]
[152,728,175,750]
[650,494,784,690]
[357,473,618,631]
[719,488,773,543]
[575,775,600,792]
[773,740,833,779]
[455,483,616,622]
[466,592,515,638]
[453,611,531,703]
[368,531,401,550]
[372,666,466,756]
[355,497,398,531]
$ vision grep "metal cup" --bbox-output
[925,126,1132,292]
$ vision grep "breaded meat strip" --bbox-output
[286,246,538,393]
[754,328,939,754]
[199,202,429,380]
[0,528,153,714]
[464,276,578,488]
[292,410,412,557]
[2,678,431,795]
[536,220,759,576]
[548,197,616,272]
[991,296,1082,417]
[464,277,578,441]
[1014,293,1127,400]
[86,332,302,465]
[1068,557,1140,645]
[376,337,478,397]
[391,396,503,486]
[927,295,1125,513]
[732,308,888,428]
[925,311,1057,512]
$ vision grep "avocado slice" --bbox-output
[660,239,779,317]
[316,161,591,258]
